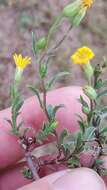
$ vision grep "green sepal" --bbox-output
[63,0,81,19]
[72,8,86,26]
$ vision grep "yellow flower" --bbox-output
[13,54,31,70]
[82,0,93,9]
[71,46,95,65]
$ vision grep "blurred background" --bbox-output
[0,0,107,109]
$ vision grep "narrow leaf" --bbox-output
[59,129,68,145]
[97,89,107,98]
[46,72,70,91]
[29,85,43,107]
[84,127,95,141]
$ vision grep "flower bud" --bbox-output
[36,37,47,50]
[72,8,86,26]
[83,85,97,100]
[63,0,81,20]
[82,106,90,114]
[39,63,47,79]
[63,0,94,26]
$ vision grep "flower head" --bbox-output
[13,54,31,70]
[82,0,94,9]
[63,0,94,26]
[71,46,95,65]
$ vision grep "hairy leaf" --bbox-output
[46,72,70,91]
[32,32,37,56]
[100,126,107,135]
[79,95,89,108]
[59,129,68,145]
[97,89,107,98]
[29,85,43,108]
[84,127,95,141]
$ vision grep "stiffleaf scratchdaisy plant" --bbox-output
[7,0,107,183]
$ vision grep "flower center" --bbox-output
[82,0,93,8]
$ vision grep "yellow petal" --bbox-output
[71,46,95,65]
[13,53,31,70]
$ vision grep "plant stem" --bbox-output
[51,25,72,51]
[47,12,63,46]
[38,25,72,67]
[41,80,50,121]
[25,151,40,180]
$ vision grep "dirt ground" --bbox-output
[0,0,107,109]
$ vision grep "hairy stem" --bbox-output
[41,80,50,121]
[25,151,40,180]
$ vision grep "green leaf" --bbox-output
[47,104,64,119]
[5,119,13,128]
[75,132,84,153]
[59,129,68,145]
[95,159,104,165]
[28,85,43,108]
[46,72,70,91]
[37,121,58,140]
[100,106,107,119]
[78,121,86,133]
[95,79,103,89]
[46,105,54,119]
[97,89,107,98]
[62,141,75,153]
[102,57,107,68]
[68,157,79,168]
[22,167,33,179]
[79,95,89,108]
[100,126,107,135]
[84,127,95,141]
[32,32,37,56]
[100,169,107,176]
[17,121,23,131]
[53,104,64,117]
[44,121,58,134]
[12,99,23,113]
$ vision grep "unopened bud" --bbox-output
[36,37,47,50]
[82,106,90,114]
[63,0,81,20]
[83,85,97,100]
